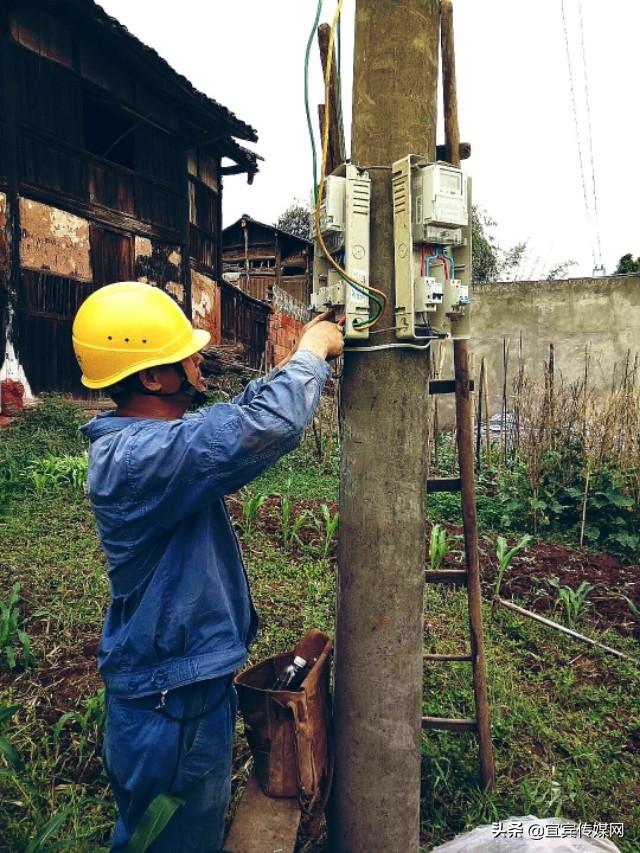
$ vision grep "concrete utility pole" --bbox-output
[331,2,440,851]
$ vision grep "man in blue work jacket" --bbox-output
[72,281,343,851]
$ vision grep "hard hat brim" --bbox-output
[80,328,211,389]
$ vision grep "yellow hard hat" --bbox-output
[72,282,211,389]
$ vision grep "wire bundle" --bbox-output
[305,0,386,331]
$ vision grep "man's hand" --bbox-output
[298,318,344,361]
[276,310,344,367]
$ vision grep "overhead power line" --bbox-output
[560,0,597,269]
[578,0,603,268]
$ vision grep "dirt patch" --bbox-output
[427,522,640,640]
[228,495,339,553]
[227,497,639,639]
[0,631,102,721]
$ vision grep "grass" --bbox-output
[0,398,639,851]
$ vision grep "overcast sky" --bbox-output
[101,0,640,279]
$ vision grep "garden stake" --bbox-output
[496,598,639,666]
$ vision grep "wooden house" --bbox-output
[222,216,312,307]
[0,0,264,395]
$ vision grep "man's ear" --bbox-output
[137,367,163,392]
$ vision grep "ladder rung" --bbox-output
[429,379,475,395]
[423,653,473,662]
[427,476,461,493]
[424,569,468,585]
[422,716,478,732]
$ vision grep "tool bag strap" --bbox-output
[287,693,335,818]
[279,635,334,815]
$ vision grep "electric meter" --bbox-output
[392,155,472,341]
[413,163,468,229]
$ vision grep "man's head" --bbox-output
[72,282,210,417]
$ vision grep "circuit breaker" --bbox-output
[311,164,371,340]
[392,155,471,341]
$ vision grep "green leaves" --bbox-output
[494,534,532,601]
[0,703,22,772]
[0,582,33,670]
[549,579,594,629]
[25,808,71,853]
[0,735,22,770]
[317,503,339,559]
[428,524,448,571]
[241,489,267,535]
[126,793,185,853]
[280,496,312,551]
[28,453,88,496]
[53,689,106,758]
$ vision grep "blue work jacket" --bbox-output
[80,350,330,698]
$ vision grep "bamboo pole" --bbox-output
[476,357,486,471]
[317,24,343,175]
[496,598,639,665]
[442,0,494,791]
[484,361,491,466]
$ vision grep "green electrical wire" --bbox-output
[304,0,324,202]
[311,0,385,329]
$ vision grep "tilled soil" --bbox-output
[229,496,640,640]
[440,523,640,640]
[6,499,637,721]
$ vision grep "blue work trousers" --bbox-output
[103,676,237,852]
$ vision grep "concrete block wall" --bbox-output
[436,275,640,421]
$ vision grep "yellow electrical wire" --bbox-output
[315,0,387,330]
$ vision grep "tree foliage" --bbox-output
[615,253,640,275]
[275,200,312,241]
[471,206,500,282]
[472,205,528,283]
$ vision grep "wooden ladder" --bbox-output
[422,340,495,790]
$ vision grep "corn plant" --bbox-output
[54,688,106,757]
[0,583,33,670]
[549,579,594,628]
[315,504,339,558]
[621,594,640,621]
[494,533,532,601]
[127,793,185,853]
[0,703,22,772]
[241,490,266,535]
[428,524,448,571]
[29,453,88,495]
[25,808,72,853]
[280,496,310,551]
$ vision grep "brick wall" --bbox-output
[267,285,309,367]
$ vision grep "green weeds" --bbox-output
[29,453,88,495]
[0,703,22,772]
[0,583,33,670]
[280,496,311,551]
[2,400,640,850]
[54,688,106,758]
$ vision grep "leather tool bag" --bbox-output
[234,629,333,810]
